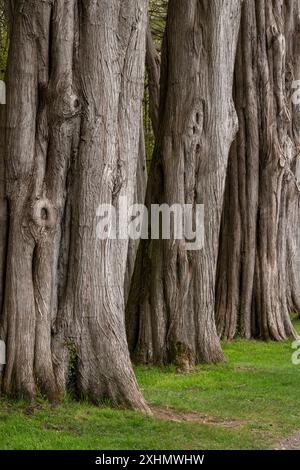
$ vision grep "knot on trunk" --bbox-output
[186,102,204,139]
[31,198,57,229]
[48,82,81,121]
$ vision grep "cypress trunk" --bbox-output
[0,0,150,412]
[216,0,299,340]
[126,0,242,367]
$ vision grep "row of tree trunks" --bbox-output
[0,0,150,412]
[216,0,300,341]
[2,0,299,413]
[126,0,242,369]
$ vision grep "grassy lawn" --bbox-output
[0,319,299,450]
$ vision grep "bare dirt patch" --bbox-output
[153,406,245,429]
[275,430,300,450]
[235,366,259,372]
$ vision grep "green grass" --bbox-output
[0,319,300,450]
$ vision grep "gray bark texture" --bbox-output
[0,0,150,412]
[0,103,7,327]
[124,24,158,302]
[124,121,147,303]
[126,0,242,368]
[145,23,160,138]
[285,0,300,317]
[216,0,300,340]
[0,106,5,381]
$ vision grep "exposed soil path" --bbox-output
[153,406,244,429]
[275,431,300,450]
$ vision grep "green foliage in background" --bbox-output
[0,0,7,80]
[143,0,168,164]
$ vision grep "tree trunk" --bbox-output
[145,23,160,138]
[285,0,300,317]
[125,121,147,303]
[216,0,299,340]
[286,187,300,315]
[126,0,242,368]
[0,103,6,317]
[124,24,159,302]
[0,0,150,412]
[0,100,7,385]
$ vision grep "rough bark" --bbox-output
[0,101,7,382]
[0,0,149,412]
[145,23,160,138]
[124,24,159,302]
[125,121,147,303]
[216,0,299,340]
[126,0,242,368]
[0,0,7,377]
[285,0,300,316]
[0,104,6,317]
